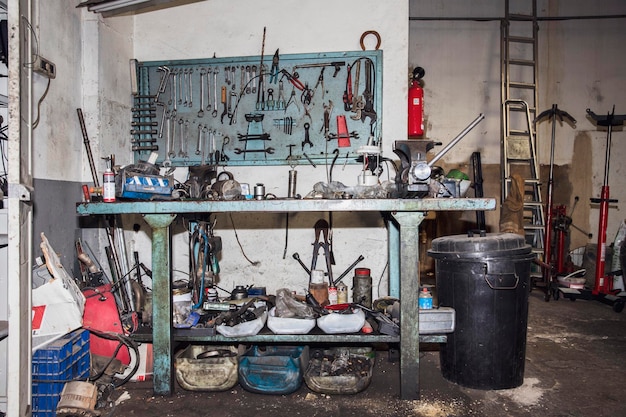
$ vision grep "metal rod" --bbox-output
[333,254,365,286]
[77,108,100,187]
[428,113,485,167]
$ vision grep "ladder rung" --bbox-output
[509,58,536,66]
[524,202,544,209]
[524,225,545,231]
[505,178,540,185]
[509,81,536,89]
[508,35,535,44]
[509,106,536,114]
[508,13,535,21]
[508,130,531,136]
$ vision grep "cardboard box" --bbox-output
[32,233,85,352]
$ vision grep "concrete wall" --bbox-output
[410,0,626,252]
[27,0,626,297]
[29,2,134,270]
[130,0,409,298]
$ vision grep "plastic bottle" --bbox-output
[328,286,338,305]
[418,287,433,309]
[337,282,348,304]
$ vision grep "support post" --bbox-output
[143,213,176,395]
[391,211,425,400]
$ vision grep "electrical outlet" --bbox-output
[33,55,56,79]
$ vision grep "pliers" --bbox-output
[280,69,306,91]
[269,49,280,84]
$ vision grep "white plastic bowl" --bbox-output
[317,308,366,334]
[267,307,316,335]
[216,309,267,337]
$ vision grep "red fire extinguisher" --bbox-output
[408,67,425,138]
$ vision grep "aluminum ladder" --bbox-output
[501,0,545,263]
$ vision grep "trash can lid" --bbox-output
[428,232,531,259]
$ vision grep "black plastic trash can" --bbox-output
[428,232,534,390]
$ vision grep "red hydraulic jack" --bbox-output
[559,107,626,313]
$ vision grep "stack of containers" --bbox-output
[32,328,91,417]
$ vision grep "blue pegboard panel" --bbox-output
[132,50,383,167]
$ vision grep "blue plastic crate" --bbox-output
[32,328,90,417]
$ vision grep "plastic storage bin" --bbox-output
[305,347,375,394]
[175,345,238,391]
[238,345,309,394]
[32,328,91,417]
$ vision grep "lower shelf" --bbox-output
[131,327,447,344]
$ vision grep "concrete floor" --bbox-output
[110,291,626,417]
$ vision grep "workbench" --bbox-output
[76,198,495,399]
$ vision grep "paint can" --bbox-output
[353,268,372,308]
[103,168,115,202]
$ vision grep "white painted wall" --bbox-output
[410,0,626,251]
[130,0,409,298]
[25,0,626,299]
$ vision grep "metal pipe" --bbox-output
[428,113,485,167]
[77,108,100,187]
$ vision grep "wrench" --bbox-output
[231,66,236,91]
[195,123,203,155]
[206,67,212,111]
[212,69,219,117]
[155,66,171,102]
[178,69,184,105]
[240,67,245,95]
[158,104,167,138]
[251,65,257,94]
[233,147,275,154]
[188,68,193,108]
[225,66,230,85]
[163,113,172,167]
[172,70,178,116]
[245,65,251,94]
[170,114,178,158]
[168,72,174,106]
[178,118,185,157]
[302,122,313,150]
[198,69,205,117]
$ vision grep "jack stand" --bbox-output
[559,107,626,313]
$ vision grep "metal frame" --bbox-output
[77,197,496,400]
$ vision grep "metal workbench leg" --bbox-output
[391,211,425,400]
[387,216,400,298]
[143,214,176,395]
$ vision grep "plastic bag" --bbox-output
[275,288,316,319]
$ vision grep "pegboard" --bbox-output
[132,50,383,167]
